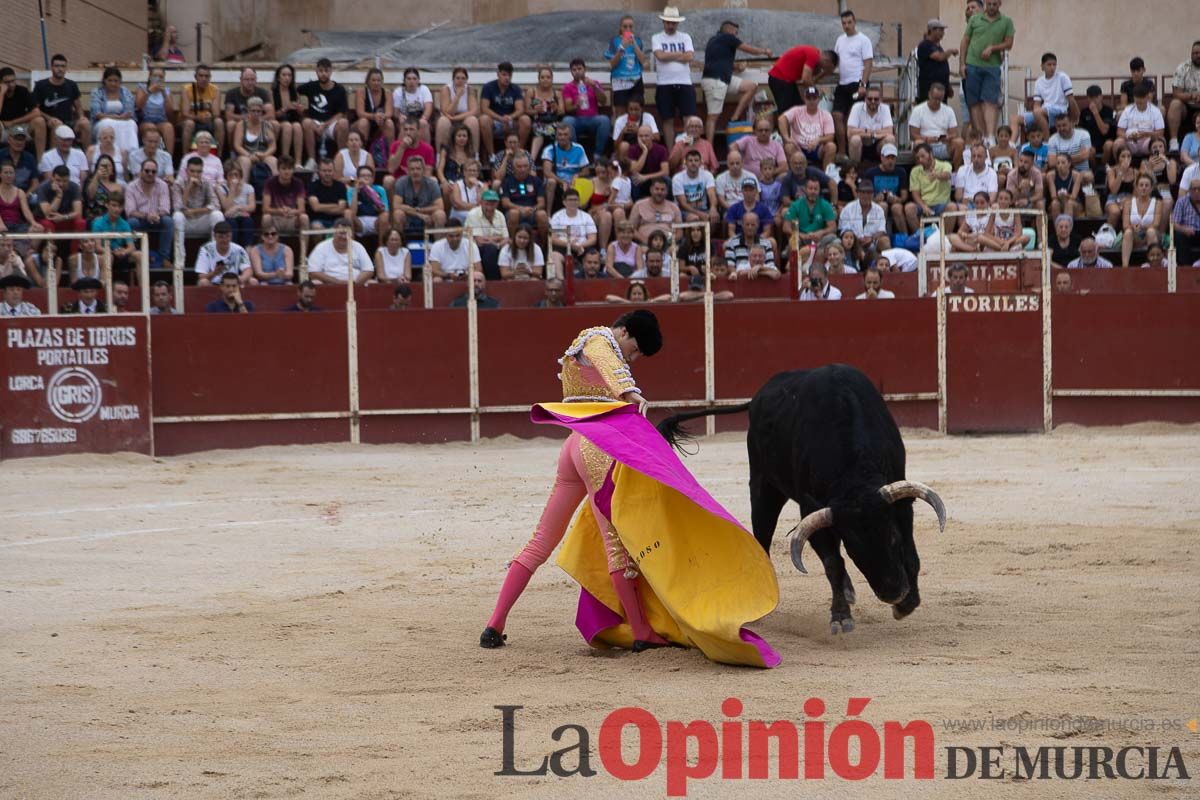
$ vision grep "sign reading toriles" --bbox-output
[1,318,151,458]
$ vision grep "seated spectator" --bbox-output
[734,118,787,180]
[249,225,295,285]
[757,157,784,220]
[108,277,131,313]
[1181,110,1200,169]
[31,54,87,155]
[273,64,306,165]
[390,283,412,309]
[24,241,61,288]
[219,162,257,247]
[394,67,435,144]
[799,262,841,300]
[725,179,773,238]
[195,221,252,285]
[725,211,776,273]
[587,159,629,248]
[907,83,963,167]
[823,240,857,275]
[1117,84,1165,157]
[374,228,412,285]
[387,118,436,184]
[577,246,619,279]
[1143,138,1177,197]
[855,265,894,299]
[1119,57,1157,114]
[224,68,273,154]
[182,131,226,187]
[308,158,348,229]
[941,263,974,295]
[181,64,224,159]
[537,276,566,307]
[991,189,1031,251]
[1105,147,1138,228]
[284,280,321,312]
[127,128,174,184]
[527,66,564,163]
[612,97,658,160]
[953,142,999,205]
[1077,85,1117,166]
[904,143,957,231]
[779,149,836,214]
[675,223,708,276]
[606,221,641,277]
[1046,153,1083,219]
[1020,126,1050,171]
[449,272,500,308]
[874,246,918,272]
[1067,237,1114,268]
[34,165,86,236]
[737,243,779,282]
[261,156,310,234]
[480,62,531,159]
[355,67,396,156]
[989,125,1018,175]
[1049,214,1079,268]
[299,58,350,167]
[205,271,254,313]
[714,149,758,214]
[464,188,508,279]
[667,116,717,175]
[498,223,545,280]
[1172,177,1200,265]
[450,159,484,225]
[489,131,531,187]
[630,247,666,279]
[834,160,859,207]
[0,273,39,316]
[392,154,445,235]
[0,162,44,238]
[1047,115,1094,187]
[0,124,39,191]
[499,154,548,240]
[89,67,138,156]
[542,123,589,210]
[549,188,598,275]
[68,237,101,282]
[347,164,389,244]
[38,125,88,184]
[147,279,175,314]
[124,158,173,269]
[1139,242,1167,269]
[628,177,681,244]
[0,236,28,279]
[135,67,174,159]
[435,67,480,157]
[1006,150,1044,213]
[863,143,909,232]
[86,127,126,188]
[438,124,475,206]
[84,155,122,222]
[233,97,278,181]
[172,156,224,242]
[1015,52,1074,142]
[672,149,718,224]
[61,276,107,313]
[1121,174,1164,267]
[605,279,649,304]
[845,86,896,164]
[784,175,837,245]
[1053,270,1075,294]
[839,179,889,263]
[626,125,669,201]
[429,219,482,281]
[779,87,836,168]
[949,191,1005,252]
[308,219,373,285]
[1167,43,1200,154]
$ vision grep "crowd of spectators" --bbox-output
[2,4,1199,318]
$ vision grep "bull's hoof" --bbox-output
[892,605,914,620]
[830,616,855,635]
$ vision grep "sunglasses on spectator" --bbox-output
[264,230,279,237]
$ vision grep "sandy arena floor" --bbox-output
[1,426,1198,799]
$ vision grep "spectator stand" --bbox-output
[3,230,152,316]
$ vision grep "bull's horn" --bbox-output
[879,481,947,531]
[789,507,833,574]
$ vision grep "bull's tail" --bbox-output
[657,403,752,455]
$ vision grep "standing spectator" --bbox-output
[306,158,348,229]
[393,68,434,145]
[667,115,718,175]
[224,68,272,154]
[845,85,895,164]
[1,68,47,160]
[272,64,305,166]
[856,266,895,299]
[0,274,39,316]
[527,66,564,164]
[549,188,598,276]
[784,175,837,245]
[799,262,841,300]
[1016,53,1074,142]
[500,155,548,240]
[767,45,838,117]
[464,188,508,279]
[604,15,649,117]
[715,149,758,213]
[299,58,350,167]
[34,165,86,237]
[307,219,373,285]
[32,54,88,155]
[651,6,697,149]
[904,143,957,230]
[612,96,659,160]
[864,143,910,233]
[563,59,611,163]
[1167,42,1200,154]
[725,178,773,238]
[261,156,309,234]
[908,83,963,167]
[832,10,874,158]
[127,128,174,184]
[373,228,411,285]
[429,219,482,281]
[629,177,681,244]
[155,25,186,63]
[181,64,223,157]
[435,67,480,158]
[0,124,38,191]
[779,87,836,169]
[542,123,589,210]
[953,142,999,205]
[1047,115,1095,187]
[700,20,772,144]
[195,221,252,285]
[171,156,224,242]
[219,162,257,247]
[839,179,889,263]
[124,158,173,269]
[959,0,1014,146]
[626,126,669,201]
[1117,84,1166,157]
[391,155,445,235]
[916,19,957,104]
[1172,178,1200,265]
[354,67,395,159]
[672,149,718,225]
[480,62,530,159]
[249,225,295,285]
[0,161,43,238]
[1078,85,1117,166]
[387,118,436,183]
[182,131,225,186]
[39,126,88,184]
[205,271,254,313]
[734,118,787,180]
[285,280,321,312]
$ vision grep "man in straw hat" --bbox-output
[652,6,697,151]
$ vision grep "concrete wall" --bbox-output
[0,0,146,70]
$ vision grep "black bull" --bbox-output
[658,364,946,634]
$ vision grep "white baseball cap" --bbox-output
[55,124,75,140]
[881,143,899,157]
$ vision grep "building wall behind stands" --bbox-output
[0,0,146,70]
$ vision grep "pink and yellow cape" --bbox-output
[533,401,781,668]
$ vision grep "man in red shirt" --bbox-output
[386,117,435,182]
[767,45,838,115]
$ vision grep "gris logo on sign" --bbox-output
[46,367,103,424]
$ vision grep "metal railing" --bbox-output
[0,231,151,316]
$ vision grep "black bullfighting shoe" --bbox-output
[480,626,507,648]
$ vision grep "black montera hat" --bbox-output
[72,277,103,291]
[615,308,662,357]
[0,273,32,289]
